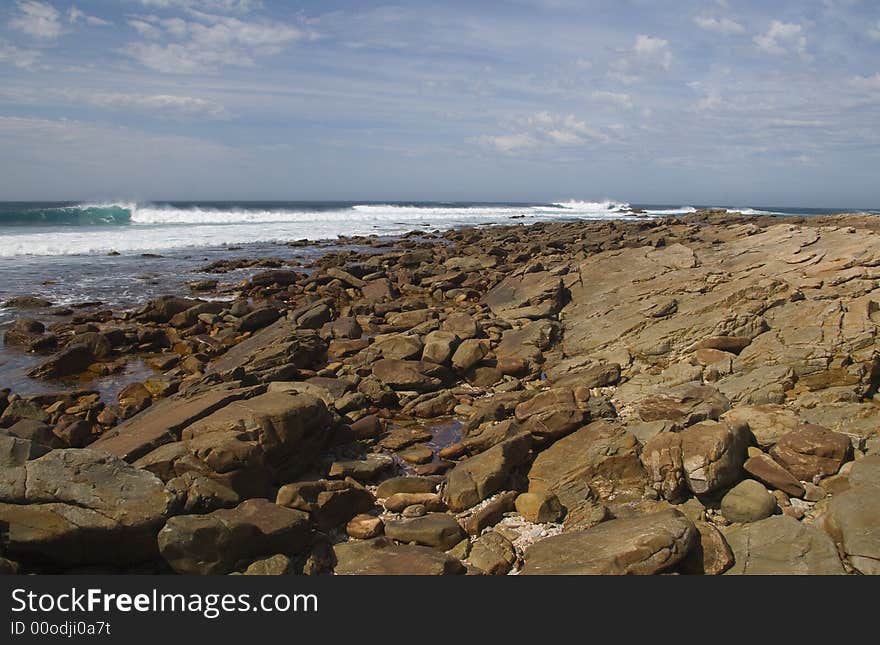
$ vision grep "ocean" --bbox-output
[0,199,876,395]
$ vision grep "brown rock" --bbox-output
[744,453,805,497]
[770,424,852,481]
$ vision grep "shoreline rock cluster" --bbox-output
[1,209,880,575]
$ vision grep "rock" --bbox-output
[328,453,394,481]
[138,296,200,323]
[680,420,750,496]
[181,392,333,483]
[361,278,398,303]
[721,404,801,448]
[384,513,465,550]
[468,532,516,575]
[117,382,152,416]
[463,490,517,536]
[5,418,61,447]
[693,336,751,354]
[295,303,331,329]
[346,514,384,539]
[444,432,533,511]
[1,403,51,429]
[158,499,312,575]
[237,307,280,333]
[333,537,464,575]
[321,316,362,340]
[67,332,112,359]
[210,319,326,379]
[636,384,730,427]
[770,424,852,481]
[527,421,645,508]
[3,295,52,309]
[723,515,844,575]
[515,491,564,524]
[819,455,880,574]
[0,435,49,467]
[482,271,564,320]
[421,330,459,365]
[27,345,95,379]
[403,391,458,418]
[720,479,777,523]
[679,521,734,575]
[0,449,177,566]
[91,386,260,462]
[372,359,453,392]
[349,414,384,440]
[640,432,686,501]
[376,476,438,499]
[241,554,296,575]
[402,504,426,518]
[165,472,240,514]
[276,480,375,531]
[52,417,92,448]
[451,339,488,373]
[374,334,423,360]
[398,444,434,465]
[442,312,479,339]
[383,492,444,513]
[521,510,697,575]
[744,454,805,497]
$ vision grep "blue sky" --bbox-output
[0,0,878,206]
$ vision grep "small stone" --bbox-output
[801,481,825,502]
[384,513,465,551]
[467,531,516,575]
[398,444,434,465]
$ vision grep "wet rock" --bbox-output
[3,295,52,309]
[398,443,434,465]
[770,424,852,481]
[384,512,465,550]
[28,345,95,379]
[444,432,533,511]
[158,499,312,575]
[67,332,113,359]
[521,510,697,575]
[720,479,777,523]
[723,515,844,575]
[333,537,464,575]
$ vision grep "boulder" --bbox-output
[467,532,516,575]
[482,271,564,320]
[720,479,777,523]
[721,404,801,449]
[421,330,459,365]
[237,307,280,333]
[442,312,479,339]
[27,345,95,379]
[819,455,880,574]
[521,510,697,575]
[770,425,852,481]
[451,339,489,373]
[515,491,564,524]
[527,421,645,508]
[276,479,375,530]
[0,449,177,566]
[723,515,844,575]
[333,537,464,575]
[444,432,533,511]
[372,359,453,393]
[679,521,734,575]
[384,513,465,550]
[680,420,750,495]
[635,384,730,427]
[158,499,311,575]
[743,454,805,497]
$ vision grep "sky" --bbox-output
[0,0,879,207]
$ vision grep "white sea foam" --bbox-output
[0,200,664,257]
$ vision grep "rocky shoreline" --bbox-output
[1,209,879,575]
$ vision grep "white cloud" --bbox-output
[62,90,229,119]
[754,21,807,57]
[476,111,608,154]
[869,21,880,40]
[634,35,672,70]
[68,7,112,27]
[10,1,63,39]
[850,73,880,91]
[608,34,672,84]
[123,12,311,73]
[592,91,633,110]
[138,0,262,12]
[693,16,745,35]
[0,39,42,70]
